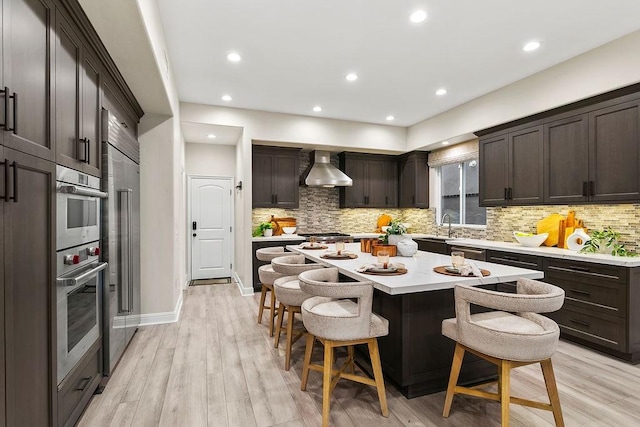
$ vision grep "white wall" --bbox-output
[185,143,237,177]
[408,29,640,151]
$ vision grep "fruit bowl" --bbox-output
[513,231,548,247]
[282,226,297,234]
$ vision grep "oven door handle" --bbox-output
[59,185,108,199]
[57,262,108,287]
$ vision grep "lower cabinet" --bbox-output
[58,340,102,427]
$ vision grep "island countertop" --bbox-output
[287,242,543,295]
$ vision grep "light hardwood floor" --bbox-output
[79,283,640,426]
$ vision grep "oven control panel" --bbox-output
[57,241,101,277]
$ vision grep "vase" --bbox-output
[263,229,273,237]
[387,234,406,246]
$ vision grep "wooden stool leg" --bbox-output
[443,343,465,417]
[500,360,511,427]
[300,333,315,391]
[274,303,285,348]
[284,306,295,370]
[322,341,334,427]
[347,345,355,374]
[541,359,565,427]
[257,284,267,324]
[368,338,388,417]
[268,288,277,337]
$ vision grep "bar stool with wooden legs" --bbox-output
[441,279,566,427]
[256,247,288,336]
[270,254,325,370]
[298,268,389,427]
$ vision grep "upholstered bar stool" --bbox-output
[270,254,325,370]
[256,247,288,336]
[298,268,389,427]
[441,279,565,427]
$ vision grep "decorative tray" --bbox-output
[298,244,329,250]
[321,253,358,260]
[433,266,490,277]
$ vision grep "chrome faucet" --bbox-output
[441,213,453,238]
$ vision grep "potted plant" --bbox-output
[382,220,408,246]
[253,221,273,237]
[580,227,636,256]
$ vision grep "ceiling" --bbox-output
[157,1,640,128]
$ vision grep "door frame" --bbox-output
[186,175,235,285]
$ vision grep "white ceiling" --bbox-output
[157,1,640,128]
[182,122,243,145]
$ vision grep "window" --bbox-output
[439,159,486,225]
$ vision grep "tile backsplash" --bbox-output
[252,152,640,250]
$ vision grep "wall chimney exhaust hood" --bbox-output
[304,150,352,187]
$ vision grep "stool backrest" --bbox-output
[271,255,324,275]
[256,246,287,262]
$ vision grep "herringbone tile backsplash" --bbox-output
[252,153,640,250]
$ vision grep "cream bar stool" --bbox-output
[271,254,325,370]
[298,268,389,427]
[442,279,565,427]
[256,247,288,336]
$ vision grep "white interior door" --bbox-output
[190,177,233,280]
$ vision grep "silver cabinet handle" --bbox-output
[57,262,108,287]
[119,189,133,313]
[59,185,108,199]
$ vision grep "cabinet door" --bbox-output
[0,147,5,426]
[252,151,274,208]
[3,148,55,426]
[2,0,55,161]
[366,158,387,207]
[479,134,508,206]
[544,114,589,204]
[589,100,640,202]
[414,155,429,208]
[55,12,82,170]
[273,153,299,208]
[384,160,398,207]
[398,157,415,207]
[342,156,367,207]
[509,125,543,205]
[81,51,101,176]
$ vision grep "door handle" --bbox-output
[86,138,90,164]
[76,376,92,392]
[9,161,17,203]
[589,181,595,197]
[582,181,588,197]
[192,221,197,230]
[10,91,17,134]
[1,160,7,202]
[193,233,197,237]
[1,87,7,129]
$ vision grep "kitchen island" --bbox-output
[288,242,544,398]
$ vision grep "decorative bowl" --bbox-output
[381,226,390,232]
[513,232,548,247]
[282,226,296,234]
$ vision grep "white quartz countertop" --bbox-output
[287,242,543,295]
[446,238,640,267]
[252,234,305,242]
[349,232,439,239]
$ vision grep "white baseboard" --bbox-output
[235,272,254,296]
[135,291,184,326]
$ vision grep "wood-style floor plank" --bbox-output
[79,282,640,427]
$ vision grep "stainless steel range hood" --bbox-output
[304,151,352,187]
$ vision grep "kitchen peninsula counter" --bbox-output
[288,242,544,398]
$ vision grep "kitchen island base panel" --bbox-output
[365,287,498,398]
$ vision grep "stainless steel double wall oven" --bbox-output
[55,166,108,384]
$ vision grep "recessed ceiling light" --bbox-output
[410,10,428,23]
[523,41,541,52]
[436,88,447,96]
[221,94,232,101]
[345,73,358,82]
[386,115,395,121]
[313,106,322,112]
[227,52,241,62]
[207,134,216,139]
[442,141,450,145]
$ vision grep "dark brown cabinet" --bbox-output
[479,125,543,206]
[1,0,56,162]
[55,10,102,176]
[398,151,429,208]
[252,146,300,208]
[2,147,56,426]
[338,152,397,208]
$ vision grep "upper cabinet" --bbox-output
[398,151,429,208]
[479,125,544,206]
[55,9,102,176]
[1,0,56,161]
[252,146,301,208]
[338,152,398,208]
[479,87,640,206]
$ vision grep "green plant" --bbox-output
[580,227,637,256]
[252,221,273,237]
[386,220,407,235]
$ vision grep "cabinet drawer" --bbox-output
[448,245,486,261]
[487,250,543,270]
[544,258,627,283]
[548,302,627,352]
[58,343,102,427]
